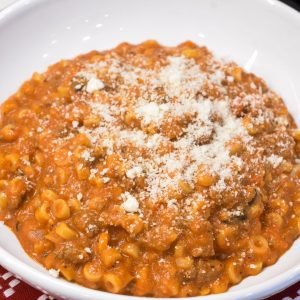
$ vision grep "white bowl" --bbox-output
[0,0,300,299]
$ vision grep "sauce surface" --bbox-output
[0,41,299,297]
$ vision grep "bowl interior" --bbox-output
[0,0,300,299]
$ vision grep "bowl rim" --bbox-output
[1,242,300,300]
[0,0,300,299]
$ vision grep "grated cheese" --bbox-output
[121,192,139,213]
[68,50,289,218]
[48,269,60,278]
[266,154,283,168]
[84,247,92,253]
[86,77,105,93]
[126,166,143,179]
[72,121,79,128]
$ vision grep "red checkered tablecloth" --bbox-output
[0,265,299,300]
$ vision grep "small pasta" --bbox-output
[0,40,300,298]
[216,227,236,250]
[265,212,283,229]
[199,286,211,296]
[100,247,121,267]
[52,199,70,220]
[35,203,50,224]
[97,232,109,252]
[57,85,70,98]
[83,114,101,128]
[293,201,300,217]
[228,141,243,155]
[178,180,193,195]
[34,151,44,166]
[5,153,20,172]
[134,266,152,296]
[175,256,194,269]
[103,273,123,293]
[55,223,77,240]
[174,244,185,258]
[57,168,68,185]
[0,124,19,142]
[105,154,125,178]
[60,265,75,281]
[45,231,62,244]
[121,215,144,235]
[0,192,8,210]
[72,133,91,147]
[124,110,140,127]
[244,261,263,276]
[83,262,102,283]
[292,129,300,141]
[232,66,243,82]
[121,243,140,258]
[247,199,264,219]
[33,240,53,255]
[249,235,269,257]
[196,170,216,187]
[225,261,242,284]
[68,198,81,212]
[41,189,57,202]
[210,276,229,294]
[269,198,289,216]
[76,165,90,180]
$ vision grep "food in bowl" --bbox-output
[0,41,299,297]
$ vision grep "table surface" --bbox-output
[0,0,299,299]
